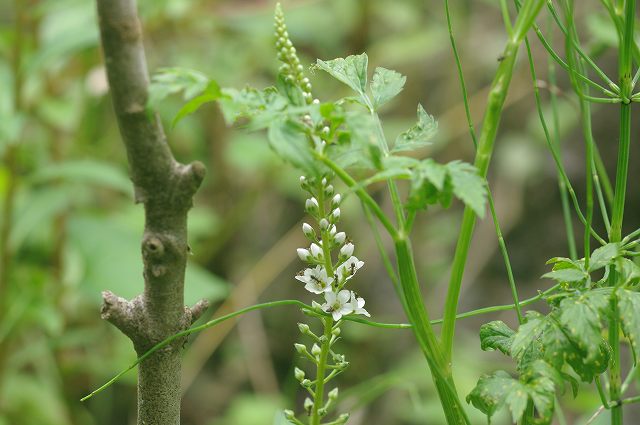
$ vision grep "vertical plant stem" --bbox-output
[311,318,333,425]
[441,0,545,360]
[610,295,623,424]
[609,0,635,243]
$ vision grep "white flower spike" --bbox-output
[295,266,334,294]
[322,290,352,321]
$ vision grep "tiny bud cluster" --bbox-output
[274,4,313,103]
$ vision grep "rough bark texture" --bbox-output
[95,1,208,424]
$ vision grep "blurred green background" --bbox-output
[1,0,638,424]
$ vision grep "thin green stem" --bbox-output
[317,154,398,238]
[444,0,478,148]
[487,187,523,324]
[609,295,623,423]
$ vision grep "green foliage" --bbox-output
[370,67,406,110]
[479,320,515,356]
[393,104,437,153]
[467,360,560,424]
[314,54,369,102]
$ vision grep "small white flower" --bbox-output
[334,232,346,245]
[348,291,370,317]
[336,256,364,282]
[319,218,329,230]
[339,243,354,258]
[295,266,333,294]
[322,290,352,321]
[331,194,341,207]
[310,242,323,259]
[324,184,334,196]
[297,248,311,261]
[331,207,341,221]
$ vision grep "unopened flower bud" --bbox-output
[304,397,314,411]
[331,194,341,207]
[331,208,341,221]
[332,327,341,337]
[294,343,307,354]
[324,184,334,196]
[334,232,346,245]
[311,344,322,356]
[301,379,312,387]
[302,223,315,239]
[321,177,328,186]
[310,243,323,259]
[311,300,322,311]
[298,323,310,334]
[322,126,330,136]
[294,367,305,381]
[305,197,319,214]
[319,218,329,230]
[336,413,349,423]
[340,243,354,258]
[329,225,337,236]
[328,388,339,401]
[319,335,328,344]
[312,98,320,104]
[297,248,311,262]
[283,410,296,420]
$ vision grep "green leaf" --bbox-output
[392,104,437,153]
[30,159,132,195]
[618,289,640,362]
[467,360,559,425]
[314,53,369,98]
[479,321,515,356]
[370,67,406,109]
[267,118,319,176]
[446,161,486,218]
[541,268,587,284]
[588,242,621,272]
[558,293,607,362]
[148,67,211,110]
[618,258,640,286]
[172,80,222,127]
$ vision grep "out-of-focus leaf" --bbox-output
[172,80,222,127]
[267,118,318,176]
[148,67,212,110]
[370,67,406,110]
[393,104,437,153]
[541,268,587,284]
[618,289,640,363]
[67,215,229,305]
[30,160,132,195]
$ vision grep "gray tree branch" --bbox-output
[95,0,207,423]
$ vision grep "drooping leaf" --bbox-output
[314,53,369,99]
[393,104,437,153]
[467,360,558,424]
[218,86,289,127]
[446,161,486,218]
[370,67,406,109]
[558,292,607,362]
[479,321,515,356]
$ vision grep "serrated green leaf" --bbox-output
[558,294,606,362]
[618,289,640,362]
[480,321,515,356]
[618,258,640,286]
[393,104,437,153]
[468,360,557,425]
[542,268,586,283]
[416,158,447,191]
[315,53,369,98]
[588,243,621,272]
[446,161,486,218]
[370,67,406,109]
